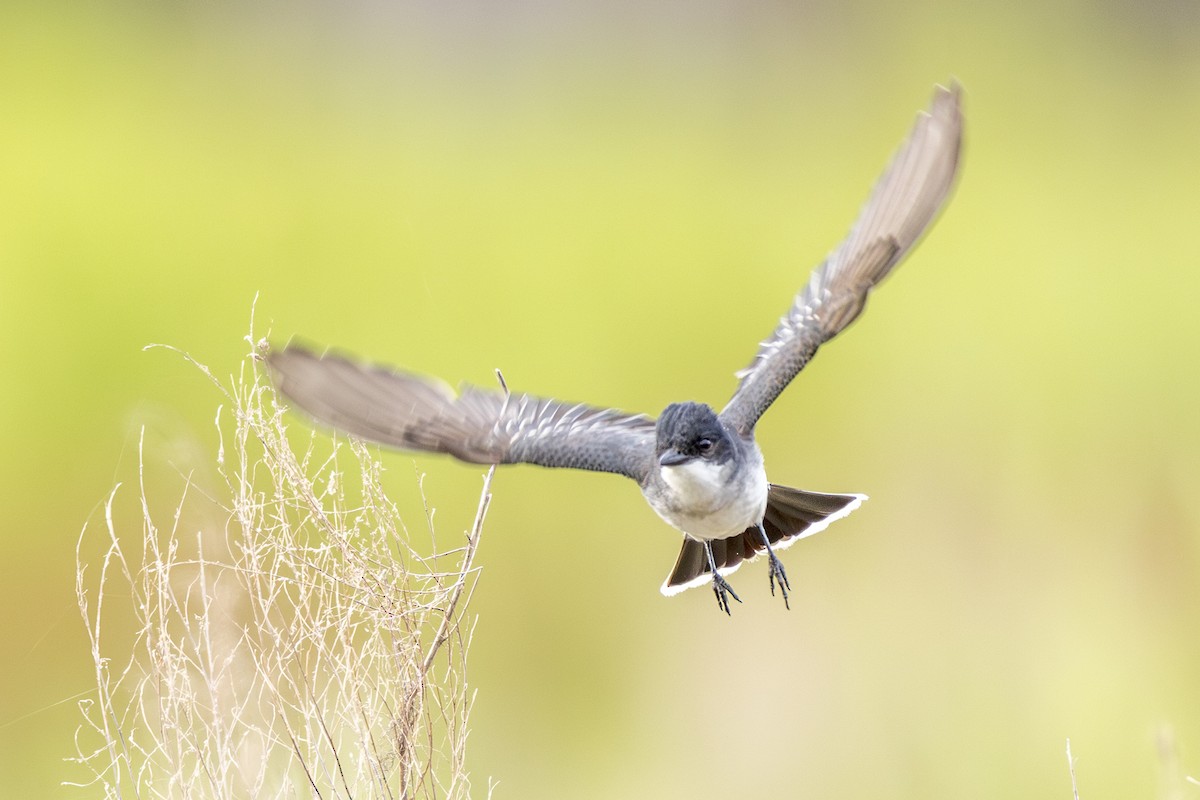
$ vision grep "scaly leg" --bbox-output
[756,522,791,609]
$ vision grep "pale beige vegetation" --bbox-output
[70,326,493,798]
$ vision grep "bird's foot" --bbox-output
[710,571,742,615]
[766,550,791,609]
[757,522,791,610]
[702,539,743,615]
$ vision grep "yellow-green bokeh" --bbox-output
[2,2,1198,797]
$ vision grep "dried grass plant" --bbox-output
[70,326,494,799]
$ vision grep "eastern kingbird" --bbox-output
[267,84,963,614]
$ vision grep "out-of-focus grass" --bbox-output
[1,2,1198,798]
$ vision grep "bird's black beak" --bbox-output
[658,449,691,467]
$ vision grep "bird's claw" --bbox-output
[710,571,742,615]
[766,551,791,609]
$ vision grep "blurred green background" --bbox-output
[2,1,1199,797]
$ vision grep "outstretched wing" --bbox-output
[721,84,963,435]
[267,345,657,482]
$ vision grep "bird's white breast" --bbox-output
[651,453,768,541]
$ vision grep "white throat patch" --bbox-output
[659,459,731,506]
[654,454,768,540]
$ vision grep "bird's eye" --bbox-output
[696,438,713,453]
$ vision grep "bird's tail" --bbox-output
[660,485,866,596]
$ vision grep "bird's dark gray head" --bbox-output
[655,402,732,467]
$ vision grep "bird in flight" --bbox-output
[268,83,963,614]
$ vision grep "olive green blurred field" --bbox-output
[3,2,1199,797]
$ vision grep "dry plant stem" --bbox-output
[426,471,493,676]
[1066,739,1079,800]
[70,321,490,799]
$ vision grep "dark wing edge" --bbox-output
[721,83,964,435]
[266,344,657,482]
[660,485,865,596]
